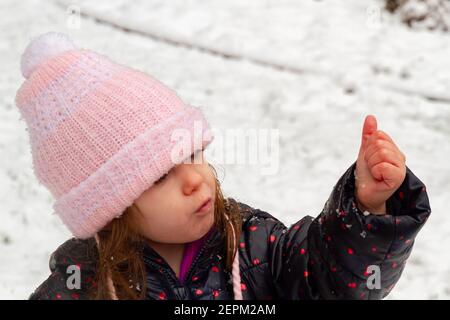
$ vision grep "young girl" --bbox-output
[15,32,431,300]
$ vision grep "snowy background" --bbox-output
[1,0,449,299]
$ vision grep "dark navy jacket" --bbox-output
[29,161,431,300]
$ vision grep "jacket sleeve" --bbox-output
[268,161,431,299]
[29,238,98,300]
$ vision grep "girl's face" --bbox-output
[128,149,216,244]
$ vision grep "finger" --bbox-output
[359,115,378,156]
[366,134,406,162]
[371,162,405,190]
[364,140,401,163]
[366,148,405,170]
[378,131,406,161]
[375,130,400,150]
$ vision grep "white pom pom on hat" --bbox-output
[20,32,76,79]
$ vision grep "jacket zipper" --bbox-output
[143,234,216,287]
[144,258,178,288]
[184,235,215,285]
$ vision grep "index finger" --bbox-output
[378,130,398,147]
[373,130,406,160]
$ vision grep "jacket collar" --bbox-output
[141,224,224,278]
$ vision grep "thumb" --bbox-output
[358,114,378,156]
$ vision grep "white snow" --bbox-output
[0,0,449,299]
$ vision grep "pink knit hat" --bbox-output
[15,32,214,239]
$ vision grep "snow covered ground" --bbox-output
[0,0,449,299]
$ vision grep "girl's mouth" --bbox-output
[195,197,212,215]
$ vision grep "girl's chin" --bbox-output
[191,216,214,239]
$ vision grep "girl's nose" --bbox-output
[178,164,204,195]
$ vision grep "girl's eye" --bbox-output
[155,172,169,184]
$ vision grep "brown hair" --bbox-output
[91,165,242,299]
